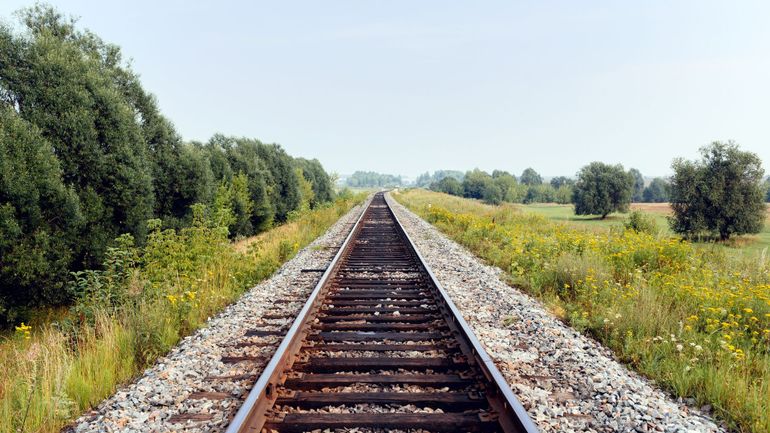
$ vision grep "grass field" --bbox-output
[521,203,770,256]
[394,189,770,433]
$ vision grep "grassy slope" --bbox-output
[394,190,770,433]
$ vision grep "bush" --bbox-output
[624,210,658,235]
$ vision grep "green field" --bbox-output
[520,203,770,256]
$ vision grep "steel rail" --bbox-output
[385,192,540,433]
[224,195,373,433]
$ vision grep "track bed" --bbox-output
[225,193,538,433]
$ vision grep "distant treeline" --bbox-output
[425,168,672,205]
[345,171,403,188]
[0,6,334,323]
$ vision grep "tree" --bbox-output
[524,184,556,204]
[642,178,669,203]
[0,107,83,322]
[295,158,334,207]
[628,168,645,202]
[764,178,770,202]
[550,176,573,189]
[573,162,634,218]
[430,177,463,196]
[1,6,154,267]
[669,142,765,240]
[462,169,493,199]
[416,170,464,188]
[492,171,518,201]
[346,171,402,188]
[520,168,542,185]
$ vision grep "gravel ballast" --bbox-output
[67,199,369,433]
[386,194,724,433]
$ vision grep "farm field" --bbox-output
[521,203,770,256]
[393,189,770,433]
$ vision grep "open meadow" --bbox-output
[394,189,770,433]
[522,203,770,256]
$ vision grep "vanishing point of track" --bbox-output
[225,192,539,433]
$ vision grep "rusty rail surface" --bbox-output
[225,192,539,433]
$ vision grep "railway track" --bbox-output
[225,192,539,433]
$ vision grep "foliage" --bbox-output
[415,170,464,187]
[345,171,402,188]
[462,169,502,204]
[396,189,770,433]
[0,107,82,324]
[765,178,770,202]
[670,142,766,240]
[430,177,463,196]
[1,5,154,268]
[642,177,670,203]
[519,167,543,185]
[624,210,659,235]
[295,158,334,207]
[573,162,634,218]
[550,176,573,189]
[628,168,645,202]
[0,195,364,433]
[0,6,336,323]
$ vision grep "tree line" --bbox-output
[426,142,769,241]
[0,6,335,324]
[426,167,671,206]
[345,171,403,188]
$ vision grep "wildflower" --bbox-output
[603,318,610,324]
[166,294,178,305]
[15,322,32,340]
[676,344,683,352]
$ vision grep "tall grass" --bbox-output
[0,195,363,433]
[394,189,770,433]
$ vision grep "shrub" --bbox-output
[624,210,658,235]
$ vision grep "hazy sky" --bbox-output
[2,1,769,178]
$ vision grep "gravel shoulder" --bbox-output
[387,194,725,433]
[67,198,369,433]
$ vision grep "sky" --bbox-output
[2,1,769,178]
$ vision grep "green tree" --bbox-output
[642,178,669,203]
[519,168,542,185]
[628,168,645,202]
[554,185,573,204]
[430,177,463,196]
[669,142,766,240]
[550,176,573,189]
[492,171,518,202]
[573,162,634,218]
[346,171,402,188]
[295,158,334,207]
[1,6,154,266]
[294,167,314,213]
[462,169,494,199]
[764,178,770,202]
[524,184,556,204]
[0,107,83,322]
